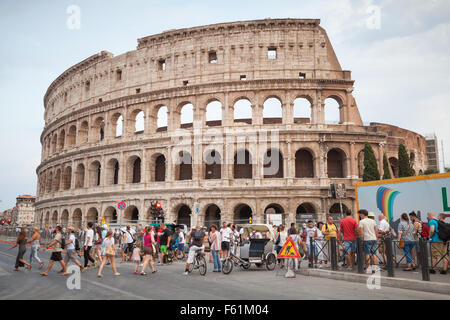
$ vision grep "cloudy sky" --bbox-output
[0,0,449,211]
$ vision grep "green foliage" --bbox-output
[362,142,380,181]
[398,144,414,177]
[424,167,439,175]
[382,153,392,180]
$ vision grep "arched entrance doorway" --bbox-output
[204,204,221,228]
[233,204,253,225]
[296,203,317,225]
[124,206,139,222]
[177,205,191,227]
[264,203,284,225]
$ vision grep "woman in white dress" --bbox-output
[315,222,327,268]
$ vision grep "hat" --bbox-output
[368,212,375,217]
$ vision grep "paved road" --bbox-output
[0,242,448,300]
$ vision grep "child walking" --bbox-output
[131,242,141,274]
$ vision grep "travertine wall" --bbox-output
[35,19,427,228]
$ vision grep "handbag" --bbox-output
[398,223,410,249]
[105,244,115,256]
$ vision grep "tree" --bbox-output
[398,144,414,177]
[382,153,392,180]
[362,142,380,181]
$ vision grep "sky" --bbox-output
[0,0,449,211]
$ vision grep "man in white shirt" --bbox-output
[64,226,83,271]
[358,210,379,273]
[83,222,96,269]
[377,214,391,265]
[124,225,135,260]
[220,222,232,259]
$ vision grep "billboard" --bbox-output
[355,173,450,229]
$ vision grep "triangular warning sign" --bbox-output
[277,236,301,259]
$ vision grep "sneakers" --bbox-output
[94,261,98,268]
[440,270,448,275]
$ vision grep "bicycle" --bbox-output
[188,249,207,276]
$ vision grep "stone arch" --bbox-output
[44,211,50,226]
[233,98,252,124]
[293,97,312,124]
[93,116,105,141]
[264,203,285,225]
[110,112,123,138]
[176,151,192,180]
[63,166,72,190]
[152,153,166,182]
[296,203,317,224]
[51,210,58,227]
[78,121,89,144]
[263,148,283,178]
[75,163,85,188]
[179,102,194,129]
[263,97,282,124]
[46,171,53,193]
[204,149,221,179]
[295,148,314,178]
[130,109,145,134]
[106,158,119,185]
[125,155,141,184]
[358,149,365,178]
[124,205,139,222]
[205,100,222,127]
[72,208,82,228]
[176,204,191,227]
[233,203,253,224]
[234,149,252,179]
[58,129,65,151]
[156,105,168,132]
[410,152,415,165]
[61,209,69,226]
[324,96,342,124]
[67,125,76,147]
[88,160,101,186]
[389,157,399,178]
[327,148,346,178]
[104,206,118,223]
[329,202,350,220]
[51,134,57,154]
[86,207,99,223]
[53,168,61,192]
[204,204,221,228]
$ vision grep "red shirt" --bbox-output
[157,228,162,243]
[340,216,358,241]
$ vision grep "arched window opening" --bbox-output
[327,149,345,178]
[263,97,282,124]
[295,149,314,178]
[324,97,341,124]
[293,97,312,124]
[178,151,192,180]
[155,155,166,182]
[234,150,252,179]
[180,103,193,128]
[156,106,168,132]
[263,149,283,178]
[206,101,222,127]
[233,99,252,124]
[205,150,221,179]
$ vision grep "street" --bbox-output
[0,242,448,300]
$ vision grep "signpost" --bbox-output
[277,236,301,278]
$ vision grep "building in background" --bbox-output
[15,195,36,226]
[425,134,440,172]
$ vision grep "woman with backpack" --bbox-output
[9,230,31,271]
[140,226,157,275]
[27,227,44,269]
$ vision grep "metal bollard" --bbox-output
[309,237,315,268]
[330,237,338,271]
[419,238,430,281]
[356,237,364,274]
[384,236,395,277]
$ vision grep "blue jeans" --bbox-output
[307,244,318,260]
[211,250,221,271]
[29,245,42,265]
[403,241,416,264]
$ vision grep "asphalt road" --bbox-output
[0,242,448,300]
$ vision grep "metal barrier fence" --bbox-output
[307,236,449,281]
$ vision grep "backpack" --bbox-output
[436,220,450,242]
[60,236,66,250]
[420,222,430,239]
[193,230,203,242]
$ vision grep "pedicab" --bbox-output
[222,224,277,274]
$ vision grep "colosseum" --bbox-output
[35,18,428,229]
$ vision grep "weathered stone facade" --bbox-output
[35,19,428,228]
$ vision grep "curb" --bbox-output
[297,268,450,295]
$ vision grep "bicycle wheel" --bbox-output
[241,262,251,270]
[198,255,207,276]
[265,253,277,271]
[188,260,195,272]
[222,258,234,274]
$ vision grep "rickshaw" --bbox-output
[222,224,277,274]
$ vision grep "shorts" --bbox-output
[160,245,167,253]
[187,245,204,264]
[344,241,356,253]
[125,243,134,254]
[364,240,377,255]
[221,241,230,251]
[50,252,63,261]
[143,246,153,255]
[431,242,448,260]
[177,244,185,252]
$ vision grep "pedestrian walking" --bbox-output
[358,210,379,273]
[132,241,142,274]
[397,213,416,271]
[93,226,104,268]
[64,226,83,272]
[175,227,186,260]
[40,226,67,276]
[158,224,171,265]
[27,227,44,269]
[97,230,120,277]
[83,222,96,270]
[209,225,222,272]
[9,230,31,271]
[140,226,156,275]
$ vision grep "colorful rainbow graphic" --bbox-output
[376,187,400,221]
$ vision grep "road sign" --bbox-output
[277,236,301,259]
[118,201,127,211]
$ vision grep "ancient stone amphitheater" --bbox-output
[35,18,428,229]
